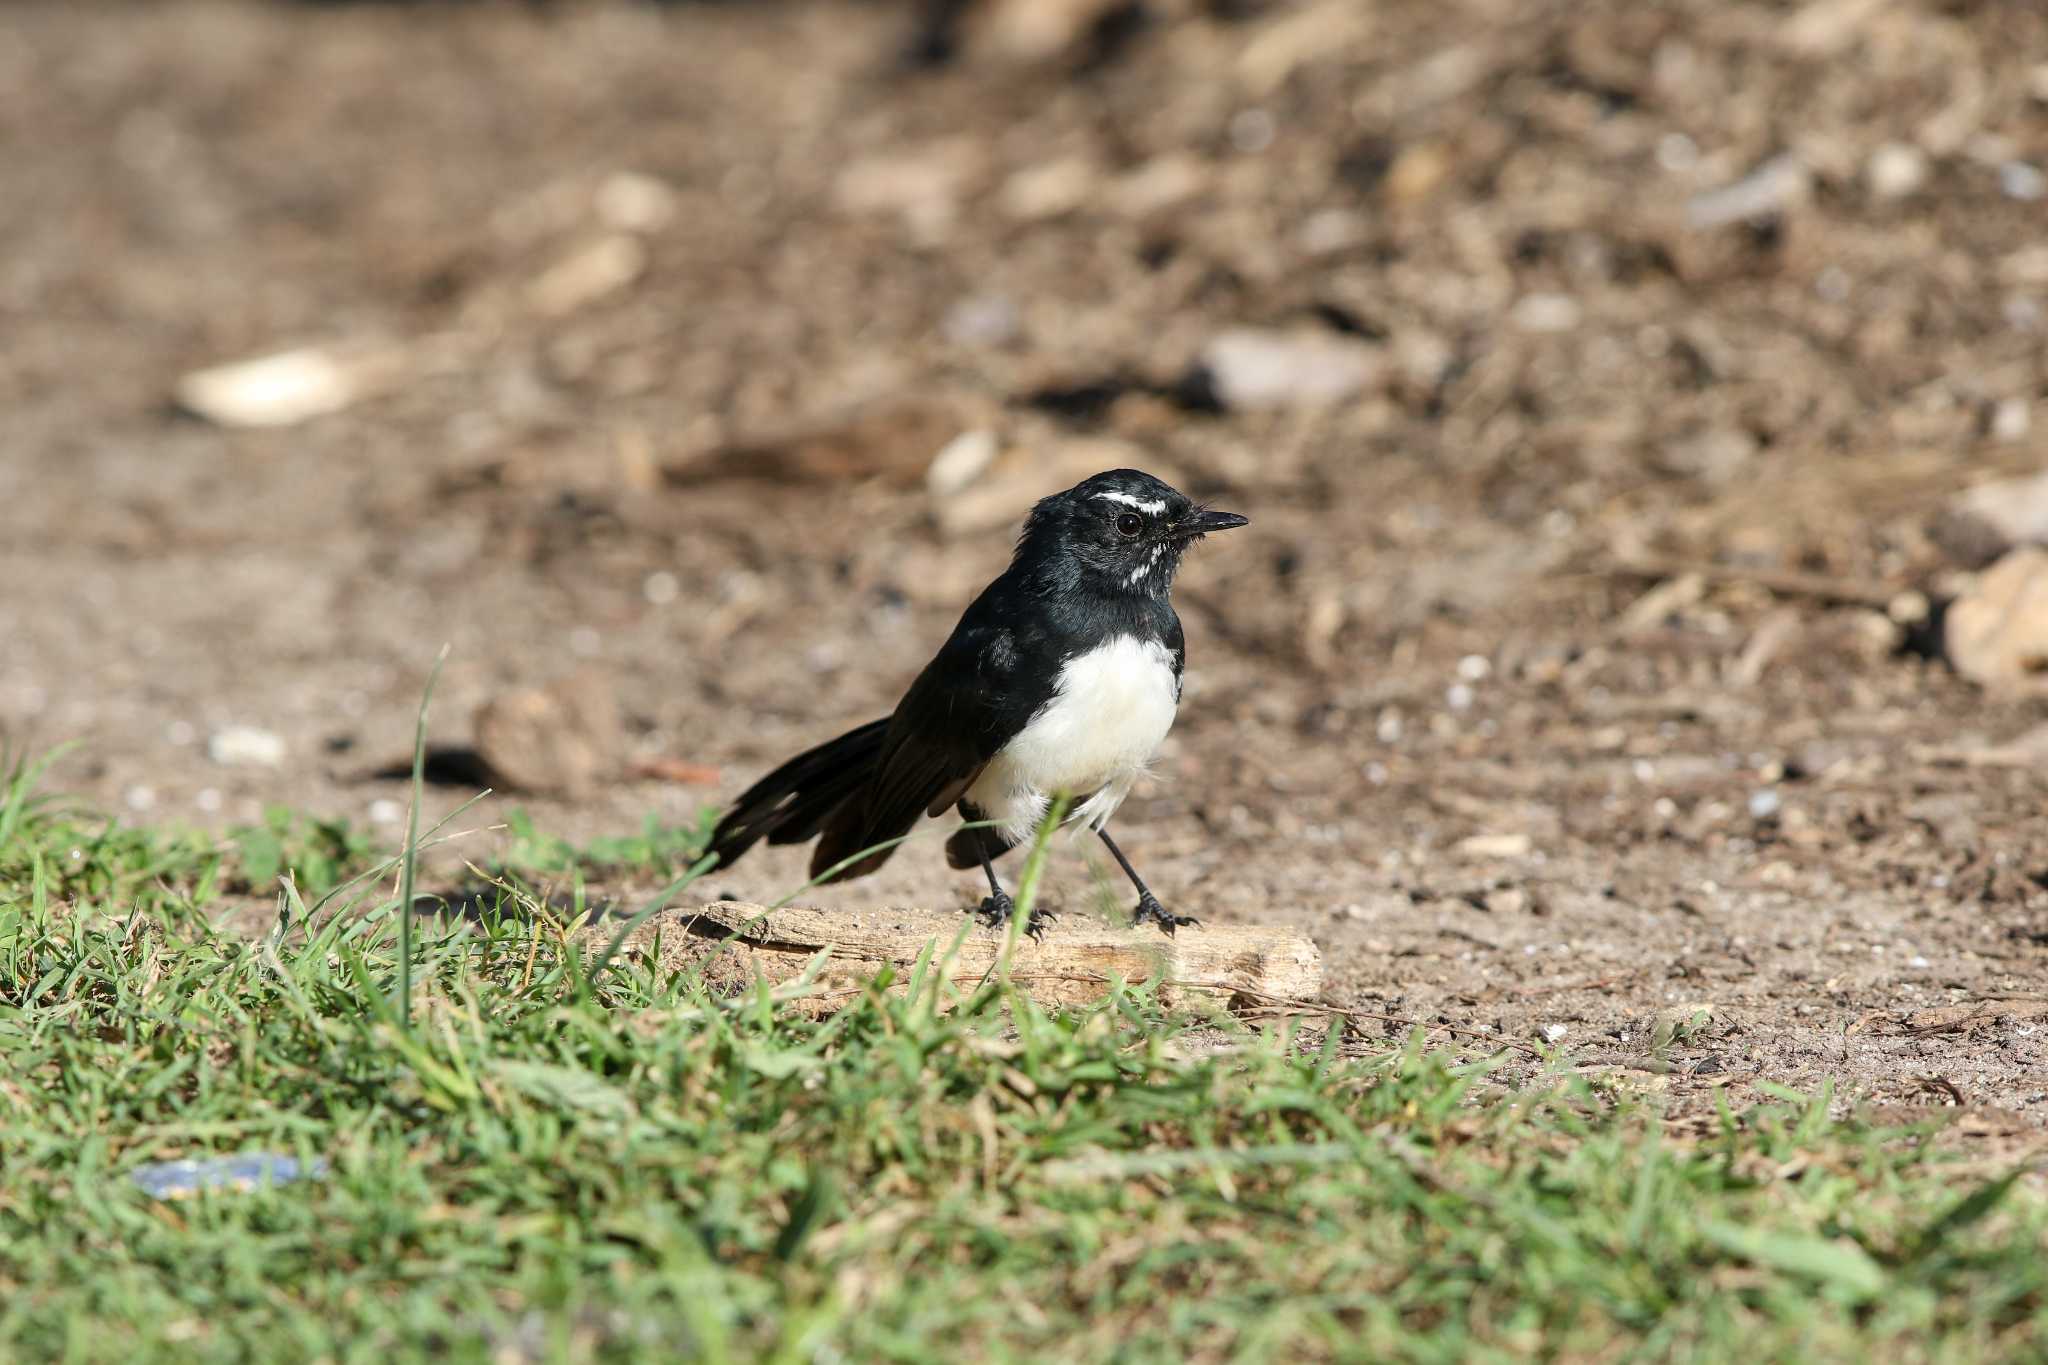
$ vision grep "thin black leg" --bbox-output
[1097,827,1197,935]
[958,802,1052,938]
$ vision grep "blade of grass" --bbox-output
[395,644,450,1030]
[1001,794,1069,976]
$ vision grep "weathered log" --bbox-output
[612,901,1324,1013]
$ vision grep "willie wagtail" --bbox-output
[706,468,1247,935]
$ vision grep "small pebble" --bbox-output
[1229,108,1276,155]
[1540,1023,1568,1044]
[2001,162,2047,203]
[1991,398,2031,443]
[1748,789,1782,820]
[368,799,404,827]
[209,725,287,768]
[926,428,1000,498]
[1456,832,1532,860]
[125,784,155,812]
[1656,132,1699,173]
[941,295,1019,348]
[1445,683,1474,712]
[643,571,680,606]
[594,171,678,233]
[1866,142,1927,199]
[1510,293,1581,333]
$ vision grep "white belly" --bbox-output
[965,634,1181,844]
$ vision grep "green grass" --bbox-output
[0,748,2044,1363]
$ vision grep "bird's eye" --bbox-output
[1115,512,1143,538]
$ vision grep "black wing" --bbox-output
[810,599,1055,880]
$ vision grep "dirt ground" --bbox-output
[7,0,2048,1134]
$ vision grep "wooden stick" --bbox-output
[611,901,1323,1013]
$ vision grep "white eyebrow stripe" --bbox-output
[1093,491,1168,514]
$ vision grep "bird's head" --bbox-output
[1016,468,1248,598]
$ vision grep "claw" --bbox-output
[1130,893,1199,936]
[968,893,1055,939]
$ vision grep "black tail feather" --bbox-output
[706,719,889,874]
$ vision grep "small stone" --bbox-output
[1684,154,1809,230]
[982,0,1129,62]
[1539,1023,1568,1044]
[174,347,362,429]
[208,726,287,768]
[369,799,404,826]
[2001,162,2047,203]
[1748,789,1782,820]
[1193,327,1382,410]
[1865,142,1927,199]
[834,141,982,242]
[474,669,623,796]
[1296,208,1367,256]
[1228,108,1276,155]
[926,428,1000,498]
[1384,141,1451,205]
[1000,157,1095,221]
[594,171,678,233]
[527,234,647,317]
[1456,832,1533,860]
[1484,887,1529,915]
[1991,397,2032,443]
[1944,548,2048,689]
[941,294,1019,347]
[642,570,680,606]
[1510,293,1581,333]
[1111,155,1207,218]
[1932,470,2048,567]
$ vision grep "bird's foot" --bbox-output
[969,892,1056,940]
[1130,893,1198,936]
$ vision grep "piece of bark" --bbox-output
[611,901,1324,1013]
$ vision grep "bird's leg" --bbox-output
[1097,828,1197,935]
[959,803,1053,939]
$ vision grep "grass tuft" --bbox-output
[0,751,2042,1361]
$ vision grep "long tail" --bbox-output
[706,719,890,877]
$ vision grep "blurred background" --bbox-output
[5,0,2048,1102]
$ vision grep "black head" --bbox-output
[1015,468,1248,598]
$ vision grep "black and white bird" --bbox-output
[706,468,1246,935]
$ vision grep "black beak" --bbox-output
[1178,509,1249,538]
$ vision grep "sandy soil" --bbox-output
[6,0,2048,1136]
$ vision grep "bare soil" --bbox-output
[7,0,2048,1137]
